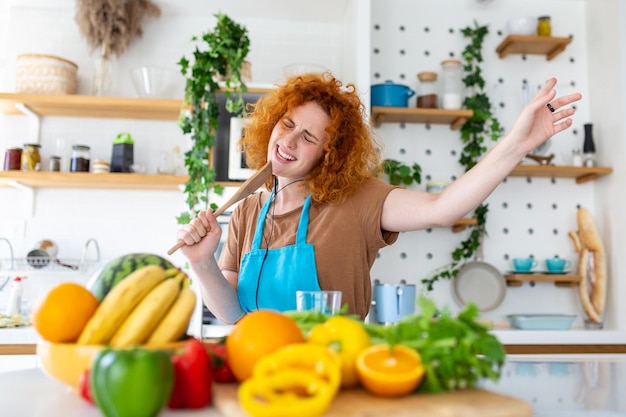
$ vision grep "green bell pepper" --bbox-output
[90,347,174,417]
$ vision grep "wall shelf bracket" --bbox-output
[14,102,41,144]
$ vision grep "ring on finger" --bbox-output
[546,103,555,113]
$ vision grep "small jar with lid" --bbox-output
[416,71,438,108]
[21,143,41,171]
[70,145,91,172]
[440,59,463,110]
[49,155,61,172]
[3,147,22,171]
[537,16,551,36]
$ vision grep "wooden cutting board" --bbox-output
[213,384,532,417]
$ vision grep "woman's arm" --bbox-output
[177,209,245,324]
[381,77,582,232]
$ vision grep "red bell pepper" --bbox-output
[168,337,213,409]
[78,369,94,404]
[205,342,237,383]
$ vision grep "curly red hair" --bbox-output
[241,72,382,205]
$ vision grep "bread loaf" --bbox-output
[578,248,602,323]
[577,208,607,315]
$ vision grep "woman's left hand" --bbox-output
[508,77,582,155]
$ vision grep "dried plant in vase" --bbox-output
[75,0,161,95]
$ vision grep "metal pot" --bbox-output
[371,281,416,324]
[371,81,415,107]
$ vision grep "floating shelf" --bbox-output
[0,171,245,191]
[371,107,474,130]
[509,164,613,184]
[0,88,273,121]
[451,217,477,233]
[496,35,573,61]
[504,273,581,288]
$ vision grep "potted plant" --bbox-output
[383,158,422,187]
[422,22,502,290]
[176,13,251,224]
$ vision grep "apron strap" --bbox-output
[251,192,312,250]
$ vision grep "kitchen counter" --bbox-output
[0,354,624,416]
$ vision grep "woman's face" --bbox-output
[267,101,330,181]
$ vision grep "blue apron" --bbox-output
[238,192,321,312]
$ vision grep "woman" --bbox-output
[177,72,581,324]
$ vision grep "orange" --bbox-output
[32,282,99,343]
[225,310,304,381]
[356,343,425,397]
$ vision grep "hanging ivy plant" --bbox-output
[383,158,422,187]
[422,21,502,291]
[176,13,250,224]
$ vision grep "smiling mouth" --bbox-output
[276,145,296,161]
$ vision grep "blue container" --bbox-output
[371,81,415,107]
[372,284,416,323]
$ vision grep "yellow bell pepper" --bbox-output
[307,316,371,388]
[238,343,341,417]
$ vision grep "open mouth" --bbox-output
[276,145,296,162]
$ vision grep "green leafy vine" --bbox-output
[422,22,502,290]
[176,13,250,224]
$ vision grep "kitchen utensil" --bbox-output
[213,383,533,417]
[26,249,50,269]
[130,66,178,98]
[512,257,537,272]
[545,258,572,273]
[453,235,506,312]
[371,81,415,107]
[506,17,537,35]
[295,290,342,314]
[508,314,576,330]
[372,282,416,324]
[167,161,272,255]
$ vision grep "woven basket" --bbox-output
[16,54,78,94]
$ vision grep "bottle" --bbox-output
[5,277,24,316]
[537,16,552,36]
[440,59,463,110]
[416,71,438,108]
[572,149,583,167]
[70,145,91,172]
[583,123,596,167]
[21,143,41,171]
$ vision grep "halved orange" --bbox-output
[356,343,425,397]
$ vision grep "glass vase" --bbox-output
[92,46,112,96]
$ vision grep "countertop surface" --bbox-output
[2,326,626,346]
[0,354,625,416]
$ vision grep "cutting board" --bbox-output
[213,384,532,417]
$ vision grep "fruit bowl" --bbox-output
[37,340,186,390]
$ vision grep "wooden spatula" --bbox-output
[167,160,272,255]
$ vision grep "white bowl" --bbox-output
[507,17,537,36]
[130,66,178,98]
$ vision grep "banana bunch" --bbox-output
[77,265,197,347]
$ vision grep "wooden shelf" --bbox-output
[0,171,246,191]
[451,217,477,233]
[371,107,473,130]
[504,273,581,288]
[0,88,273,120]
[509,164,613,184]
[496,35,573,61]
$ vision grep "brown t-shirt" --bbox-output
[219,178,399,319]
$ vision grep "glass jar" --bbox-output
[3,147,22,171]
[21,143,41,171]
[440,59,463,110]
[49,155,61,172]
[70,145,91,172]
[416,71,438,108]
[537,16,551,36]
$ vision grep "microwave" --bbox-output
[214,91,265,182]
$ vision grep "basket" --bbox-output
[16,54,78,94]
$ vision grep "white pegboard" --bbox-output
[369,0,598,322]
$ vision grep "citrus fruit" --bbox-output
[32,282,99,343]
[356,343,425,397]
[225,310,304,381]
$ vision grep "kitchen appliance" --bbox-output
[371,81,415,107]
[371,281,416,324]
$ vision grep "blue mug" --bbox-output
[545,258,571,272]
[513,257,537,272]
